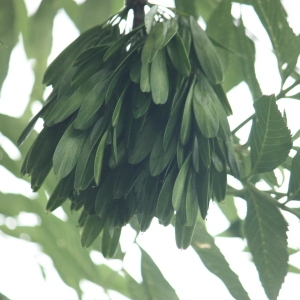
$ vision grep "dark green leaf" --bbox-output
[94,130,109,185]
[190,16,223,84]
[81,214,106,248]
[193,79,219,138]
[180,77,195,145]
[128,118,157,164]
[102,225,121,258]
[141,21,167,64]
[249,95,292,174]
[46,171,75,212]
[156,166,176,226]
[175,213,196,250]
[172,153,191,211]
[167,33,191,77]
[53,122,89,179]
[43,24,102,87]
[160,18,178,48]
[149,131,176,176]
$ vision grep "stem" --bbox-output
[126,0,148,28]
[231,78,300,135]
[243,181,300,219]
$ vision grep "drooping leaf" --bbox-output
[94,130,109,185]
[150,48,169,104]
[156,165,176,225]
[53,122,89,179]
[244,183,288,300]
[43,24,103,88]
[141,21,167,64]
[180,77,195,145]
[249,95,292,175]
[160,18,178,49]
[140,248,180,300]
[172,154,191,211]
[149,131,176,176]
[190,16,223,84]
[193,78,219,138]
[192,221,251,300]
[101,225,121,258]
[167,33,191,77]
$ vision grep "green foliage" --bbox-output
[1,1,300,300]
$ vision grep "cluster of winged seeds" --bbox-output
[19,4,238,257]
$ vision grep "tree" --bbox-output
[0,0,300,299]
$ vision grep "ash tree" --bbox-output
[0,0,300,299]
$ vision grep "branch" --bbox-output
[243,181,300,219]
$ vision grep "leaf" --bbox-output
[172,154,191,211]
[94,130,109,185]
[149,131,176,176]
[193,79,219,138]
[180,77,195,145]
[141,21,167,64]
[53,122,89,179]
[132,88,151,119]
[160,18,178,49]
[288,151,300,200]
[189,16,223,84]
[73,70,109,130]
[163,80,187,149]
[81,214,106,248]
[252,0,299,82]
[140,248,180,300]
[101,225,121,258]
[140,62,151,92]
[46,72,101,126]
[144,5,158,34]
[0,193,130,299]
[198,75,231,139]
[150,48,169,104]
[43,24,102,88]
[103,25,143,61]
[175,213,196,250]
[192,221,251,300]
[128,118,157,164]
[244,184,288,300]
[46,171,75,212]
[156,166,176,226]
[166,33,191,77]
[249,95,292,175]
[0,0,19,91]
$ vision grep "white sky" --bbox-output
[1,0,300,300]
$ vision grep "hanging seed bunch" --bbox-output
[19,2,239,257]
